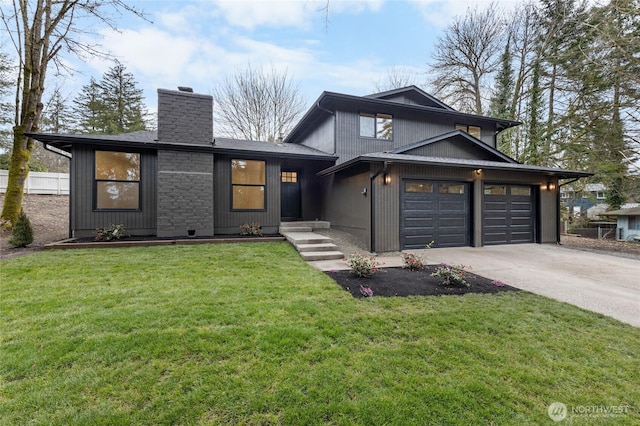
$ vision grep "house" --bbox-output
[603,207,640,241]
[30,86,591,251]
[560,183,607,218]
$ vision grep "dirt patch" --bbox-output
[0,194,69,260]
[327,266,520,298]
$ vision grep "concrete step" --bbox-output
[280,221,331,231]
[295,242,339,252]
[279,226,312,233]
[282,232,332,245]
[299,251,345,261]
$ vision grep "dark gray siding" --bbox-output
[70,146,157,238]
[214,155,281,235]
[300,115,335,154]
[281,159,333,221]
[403,139,499,160]
[320,165,371,248]
[333,109,498,164]
[157,150,214,238]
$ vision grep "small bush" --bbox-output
[9,211,34,247]
[401,252,425,271]
[240,222,263,236]
[346,253,380,278]
[95,224,126,241]
[431,263,470,288]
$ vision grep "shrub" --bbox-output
[346,253,380,278]
[401,252,425,271]
[9,211,34,247]
[240,222,263,236]
[431,263,470,288]
[359,285,374,297]
[95,224,126,241]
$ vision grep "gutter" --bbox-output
[556,177,582,245]
[369,161,389,253]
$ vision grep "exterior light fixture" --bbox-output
[384,173,391,185]
[475,169,482,175]
[548,182,556,191]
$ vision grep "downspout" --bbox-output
[316,100,337,155]
[44,144,73,238]
[369,161,389,253]
[557,177,581,245]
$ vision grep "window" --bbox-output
[232,159,265,210]
[629,217,639,230]
[439,183,465,194]
[484,185,506,195]
[95,151,140,210]
[281,171,297,183]
[511,186,532,196]
[360,113,393,140]
[596,191,605,200]
[405,182,433,193]
[455,124,481,139]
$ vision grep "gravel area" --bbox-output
[2,195,640,261]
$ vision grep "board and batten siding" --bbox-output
[70,146,157,238]
[299,115,335,155]
[214,155,281,235]
[320,166,371,248]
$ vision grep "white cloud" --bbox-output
[409,0,519,27]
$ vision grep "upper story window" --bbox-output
[95,151,140,210]
[455,124,481,139]
[231,159,265,210]
[360,113,393,140]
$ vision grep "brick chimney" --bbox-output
[157,87,213,145]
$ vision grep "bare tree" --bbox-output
[214,64,306,142]
[0,0,145,227]
[372,66,424,92]
[428,3,506,115]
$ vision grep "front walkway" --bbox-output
[310,243,640,328]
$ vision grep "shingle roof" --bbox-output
[318,152,593,179]
[604,207,640,216]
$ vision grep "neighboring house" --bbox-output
[30,86,591,251]
[603,207,640,241]
[561,183,607,217]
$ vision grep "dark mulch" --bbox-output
[326,265,520,298]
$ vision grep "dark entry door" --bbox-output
[281,171,301,219]
[401,180,471,249]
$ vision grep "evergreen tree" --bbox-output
[0,50,13,153]
[8,210,33,247]
[72,61,149,134]
[523,59,545,165]
[489,39,516,156]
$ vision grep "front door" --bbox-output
[281,171,301,220]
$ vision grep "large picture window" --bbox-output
[360,113,393,140]
[455,124,481,139]
[95,151,140,210]
[232,159,265,210]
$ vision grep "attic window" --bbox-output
[455,124,481,139]
[360,113,393,140]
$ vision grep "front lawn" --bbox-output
[1,243,638,425]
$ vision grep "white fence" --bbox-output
[0,170,69,195]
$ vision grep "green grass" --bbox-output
[1,242,638,425]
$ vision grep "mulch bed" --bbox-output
[326,265,520,298]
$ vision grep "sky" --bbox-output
[50,0,520,113]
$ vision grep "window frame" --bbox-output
[359,112,393,140]
[231,159,267,211]
[94,150,141,211]
[455,124,482,139]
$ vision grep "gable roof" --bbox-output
[604,207,640,216]
[285,90,521,144]
[390,130,517,164]
[27,131,337,161]
[317,152,593,180]
[365,86,455,110]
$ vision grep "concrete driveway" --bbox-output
[312,244,640,327]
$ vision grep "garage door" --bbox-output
[483,184,534,245]
[401,180,470,249]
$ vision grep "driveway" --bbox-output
[312,244,640,327]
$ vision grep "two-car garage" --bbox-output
[401,179,535,249]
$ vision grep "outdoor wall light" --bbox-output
[474,169,482,175]
[547,182,556,191]
[384,173,391,185]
